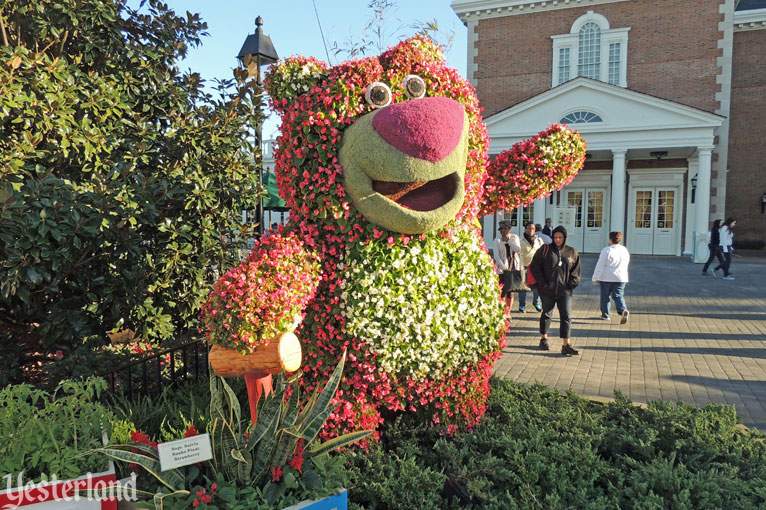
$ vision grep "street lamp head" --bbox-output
[236,15,279,67]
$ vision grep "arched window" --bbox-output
[560,111,603,124]
[551,11,629,87]
[578,23,601,79]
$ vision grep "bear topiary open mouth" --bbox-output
[371,173,458,212]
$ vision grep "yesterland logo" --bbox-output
[1,471,137,509]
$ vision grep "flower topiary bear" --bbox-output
[201,36,585,439]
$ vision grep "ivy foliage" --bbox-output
[0,0,263,349]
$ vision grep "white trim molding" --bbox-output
[733,7,766,31]
[451,0,629,23]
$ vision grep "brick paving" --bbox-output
[495,254,766,432]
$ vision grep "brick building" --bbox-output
[452,0,766,258]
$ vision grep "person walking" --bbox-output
[701,219,723,276]
[713,218,737,280]
[535,224,552,244]
[518,222,544,313]
[542,218,553,237]
[494,220,521,322]
[528,226,582,356]
[592,232,631,324]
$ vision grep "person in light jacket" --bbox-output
[592,232,631,324]
[518,222,544,312]
[494,220,521,321]
[528,226,581,356]
[713,218,736,280]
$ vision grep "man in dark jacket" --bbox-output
[528,226,582,355]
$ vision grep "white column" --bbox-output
[683,156,699,257]
[610,149,628,233]
[694,146,714,236]
[533,197,546,227]
[691,147,714,263]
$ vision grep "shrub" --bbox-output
[0,0,263,351]
[344,377,766,509]
[0,377,115,482]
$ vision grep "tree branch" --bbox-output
[0,10,10,46]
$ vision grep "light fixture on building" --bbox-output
[237,16,279,239]
[650,151,669,160]
[691,174,698,204]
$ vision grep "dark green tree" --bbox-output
[0,0,263,352]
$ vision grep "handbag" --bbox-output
[504,252,528,292]
[525,245,549,289]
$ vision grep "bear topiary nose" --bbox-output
[371,96,465,163]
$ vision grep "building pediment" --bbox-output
[484,78,724,153]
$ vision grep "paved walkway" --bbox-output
[495,253,766,432]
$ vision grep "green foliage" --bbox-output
[208,351,371,500]
[146,471,350,510]
[0,0,263,350]
[0,377,114,481]
[94,354,368,508]
[107,378,212,441]
[344,378,766,509]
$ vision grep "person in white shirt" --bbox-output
[713,218,736,280]
[592,231,631,324]
[534,224,552,244]
[494,220,521,322]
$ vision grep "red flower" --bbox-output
[288,439,305,473]
[271,465,283,482]
[184,425,198,438]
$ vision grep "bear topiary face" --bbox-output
[340,94,469,233]
[264,36,488,236]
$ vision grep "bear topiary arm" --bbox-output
[200,231,321,355]
[480,123,586,216]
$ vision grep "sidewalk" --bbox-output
[495,254,766,431]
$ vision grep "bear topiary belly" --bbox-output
[337,227,504,381]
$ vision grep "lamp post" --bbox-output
[237,16,278,238]
[691,174,698,204]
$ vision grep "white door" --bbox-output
[628,187,680,255]
[563,188,608,253]
[629,189,654,254]
[653,188,678,255]
[584,189,608,252]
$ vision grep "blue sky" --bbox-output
[133,1,468,139]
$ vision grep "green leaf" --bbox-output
[307,430,372,458]
[92,447,184,492]
[26,267,43,285]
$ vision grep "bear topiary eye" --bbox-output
[364,82,392,108]
[402,75,426,99]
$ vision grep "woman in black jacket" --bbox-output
[529,226,582,355]
[701,219,723,275]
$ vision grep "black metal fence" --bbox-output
[98,339,208,399]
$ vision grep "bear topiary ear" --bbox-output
[264,56,328,114]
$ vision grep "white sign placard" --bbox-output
[553,207,577,232]
[158,434,213,471]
